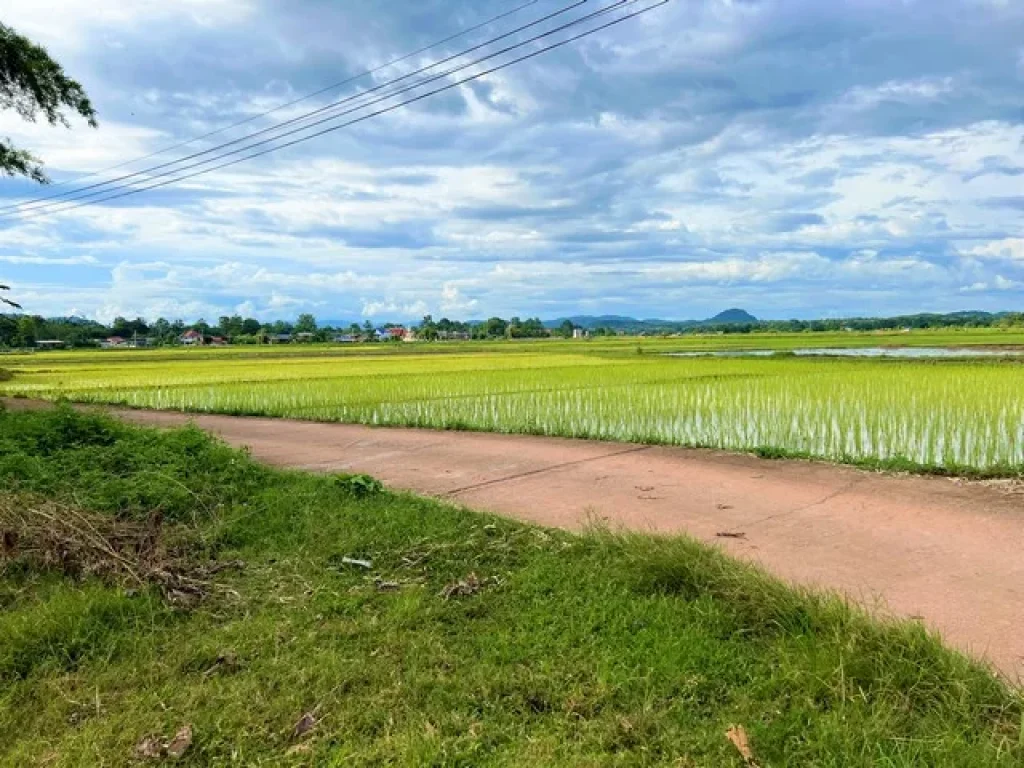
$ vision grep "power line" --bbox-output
[3,0,593,216]
[8,0,668,222]
[1,0,543,208]
[5,0,627,218]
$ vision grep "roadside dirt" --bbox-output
[8,400,1023,680]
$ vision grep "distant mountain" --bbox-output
[704,308,758,325]
[545,309,758,331]
[544,315,651,331]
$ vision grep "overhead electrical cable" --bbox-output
[3,0,594,216]
[5,0,668,222]
[0,0,543,209]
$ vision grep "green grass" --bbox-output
[1,405,1022,766]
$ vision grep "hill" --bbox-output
[704,308,758,324]
[545,309,759,332]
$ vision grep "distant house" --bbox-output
[572,328,589,339]
[370,328,408,341]
[332,334,358,343]
[36,339,65,349]
[209,336,228,346]
[180,330,203,346]
[267,333,292,344]
[438,330,470,341]
[294,332,316,343]
[101,336,127,348]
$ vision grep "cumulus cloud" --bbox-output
[1,0,1023,321]
[439,282,478,313]
[961,238,1024,261]
[361,298,430,319]
[961,275,1023,293]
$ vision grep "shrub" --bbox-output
[334,473,384,497]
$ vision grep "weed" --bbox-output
[333,473,384,497]
[0,405,265,522]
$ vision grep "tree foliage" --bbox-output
[0,21,97,183]
[294,313,318,334]
[0,284,20,309]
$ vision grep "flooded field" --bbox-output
[668,347,1024,359]
[4,346,1023,474]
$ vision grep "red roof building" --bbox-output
[180,330,203,345]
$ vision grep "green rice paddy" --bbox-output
[4,332,1024,475]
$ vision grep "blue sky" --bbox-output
[1,0,1023,323]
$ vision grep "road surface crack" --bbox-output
[743,476,866,529]
[443,445,652,497]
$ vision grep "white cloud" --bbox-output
[0,254,99,266]
[961,281,989,293]
[994,275,1022,290]
[439,282,478,313]
[960,275,1023,293]
[841,77,957,111]
[234,300,257,316]
[2,0,253,50]
[3,0,1024,322]
[361,298,429,319]
[0,113,167,178]
[961,238,1024,261]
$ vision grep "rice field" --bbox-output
[3,340,1024,474]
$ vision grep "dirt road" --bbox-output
[13,401,1024,679]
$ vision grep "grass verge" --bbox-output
[0,405,1021,766]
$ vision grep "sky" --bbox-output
[0,0,1023,324]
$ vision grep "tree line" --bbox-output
[2,309,1022,349]
[0,313,356,348]
[0,312,578,348]
[691,311,1024,335]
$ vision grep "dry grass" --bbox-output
[0,494,239,606]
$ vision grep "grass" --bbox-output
[0,405,1022,766]
[3,345,1024,474]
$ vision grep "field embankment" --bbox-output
[1,405,1022,765]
